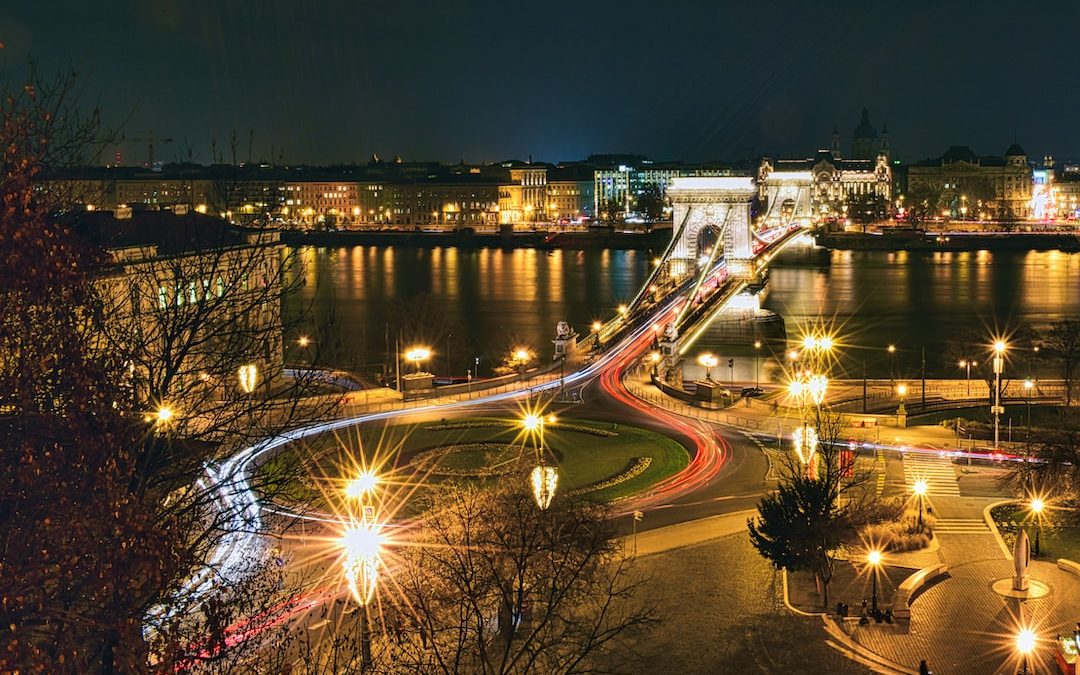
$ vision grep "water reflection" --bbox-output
[288,245,1080,381]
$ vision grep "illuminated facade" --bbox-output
[907,145,1032,220]
[593,163,734,221]
[498,164,550,224]
[759,150,891,218]
[77,209,285,401]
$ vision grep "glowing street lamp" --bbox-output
[867,549,883,614]
[523,412,558,509]
[345,470,380,501]
[698,353,718,381]
[1016,627,1036,675]
[297,335,311,348]
[617,304,628,316]
[154,405,175,425]
[753,340,762,389]
[958,358,972,396]
[341,519,384,670]
[992,340,1007,452]
[405,347,431,373]
[1030,497,1045,556]
[913,479,928,528]
[896,383,908,417]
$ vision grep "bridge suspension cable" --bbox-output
[674,204,732,327]
[624,205,694,317]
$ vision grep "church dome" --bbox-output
[1005,143,1026,157]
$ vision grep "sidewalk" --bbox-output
[842,496,1080,674]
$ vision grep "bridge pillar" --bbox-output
[757,169,814,228]
[667,177,758,279]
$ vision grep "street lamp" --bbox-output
[753,340,762,389]
[896,383,908,416]
[341,519,384,671]
[958,359,972,397]
[867,549,883,614]
[993,341,1007,453]
[1030,497,1045,556]
[297,335,311,348]
[513,347,532,374]
[345,470,380,501]
[154,405,175,425]
[523,413,558,509]
[698,353,718,381]
[405,347,431,373]
[888,344,897,385]
[1016,627,1036,675]
[913,479,928,528]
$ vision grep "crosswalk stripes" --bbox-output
[902,451,962,497]
[932,518,991,534]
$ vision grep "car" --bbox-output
[741,386,764,397]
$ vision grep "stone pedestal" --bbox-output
[553,335,577,360]
[402,372,435,397]
[695,379,727,405]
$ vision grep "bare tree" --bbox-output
[1041,320,1080,405]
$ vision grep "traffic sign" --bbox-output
[633,510,644,522]
[990,405,1005,414]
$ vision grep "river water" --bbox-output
[286,244,1080,382]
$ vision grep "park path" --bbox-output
[844,492,1080,674]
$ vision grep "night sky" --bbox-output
[2,0,1076,166]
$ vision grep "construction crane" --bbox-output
[125,133,174,166]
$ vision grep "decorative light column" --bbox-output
[992,341,1007,453]
[523,413,558,509]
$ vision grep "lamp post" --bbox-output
[896,383,908,417]
[1016,628,1036,675]
[887,344,897,386]
[753,340,762,390]
[405,347,431,373]
[993,341,1007,453]
[913,479,928,529]
[958,359,972,397]
[513,347,532,376]
[1030,497,1044,557]
[342,469,381,672]
[523,413,558,509]
[698,353,718,382]
[867,549,882,614]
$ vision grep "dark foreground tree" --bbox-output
[748,409,879,609]
[229,477,657,674]
[1,66,338,672]
[0,66,178,672]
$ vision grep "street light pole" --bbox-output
[993,341,1006,453]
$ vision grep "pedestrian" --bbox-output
[918,659,932,675]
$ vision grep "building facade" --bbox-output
[906,145,1032,220]
[593,162,735,222]
[76,209,285,404]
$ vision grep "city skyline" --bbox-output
[3,0,1077,165]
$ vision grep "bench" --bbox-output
[1057,558,1080,578]
[892,563,949,620]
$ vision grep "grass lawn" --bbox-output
[991,503,1080,562]
[256,417,689,510]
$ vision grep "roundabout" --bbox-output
[255,416,691,514]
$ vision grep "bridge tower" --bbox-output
[666,177,758,279]
[757,170,814,228]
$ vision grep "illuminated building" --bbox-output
[758,110,892,221]
[71,208,285,401]
[906,144,1032,220]
[498,162,550,224]
[593,158,735,222]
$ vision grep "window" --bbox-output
[158,286,168,309]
